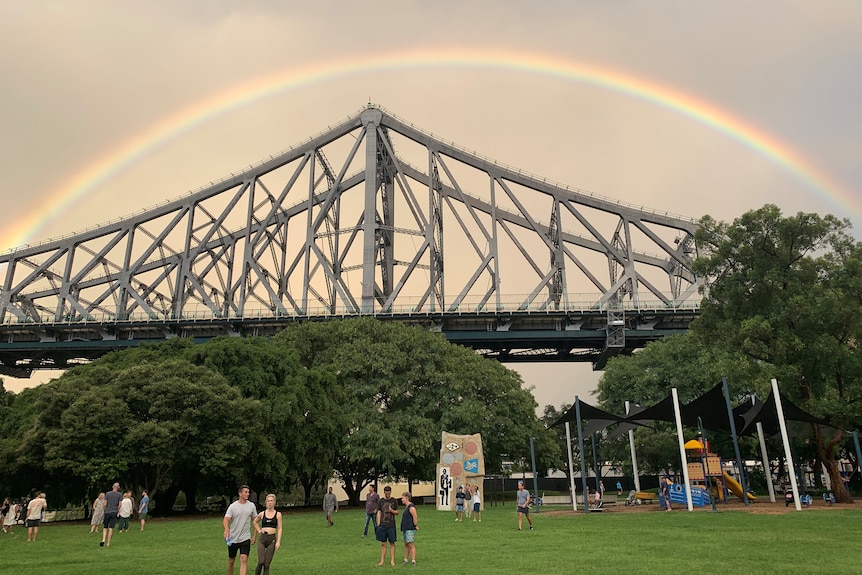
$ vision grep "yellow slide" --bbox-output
[723,471,756,500]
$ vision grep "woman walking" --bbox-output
[252,494,282,575]
[90,493,105,533]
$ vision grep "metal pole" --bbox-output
[626,401,641,493]
[722,377,749,506]
[772,379,801,511]
[575,397,590,514]
[672,388,694,511]
[591,432,601,498]
[565,422,577,511]
[757,420,776,503]
[698,417,717,512]
[530,437,540,514]
[853,432,862,481]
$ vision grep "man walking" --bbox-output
[363,484,379,537]
[100,483,122,547]
[323,486,338,527]
[26,492,48,541]
[223,485,257,575]
[516,482,534,531]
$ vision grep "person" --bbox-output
[3,500,17,533]
[101,482,123,547]
[660,475,672,512]
[616,480,623,496]
[26,491,48,541]
[223,485,257,575]
[400,492,418,566]
[323,486,338,527]
[138,490,149,531]
[90,493,105,534]
[375,486,399,567]
[454,486,466,522]
[363,484,379,537]
[118,491,133,533]
[252,493,282,575]
[464,485,472,519]
[1,497,10,533]
[471,485,482,522]
[516,481,534,531]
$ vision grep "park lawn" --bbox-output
[0,504,859,575]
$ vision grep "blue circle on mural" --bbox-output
[455,453,463,461]
[442,453,455,464]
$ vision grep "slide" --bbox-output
[723,471,756,501]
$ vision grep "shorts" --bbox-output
[228,539,251,559]
[139,512,148,520]
[375,525,397,543]
[473,502,480,512]
[455,504,464,511]
[517,505,530,514]
[25,519,41,528]
[402,529,416,543]
[103,512,118,529]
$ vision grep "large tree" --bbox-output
[693,205,862,503]
[277,318,556,505]
[17,358,263,513]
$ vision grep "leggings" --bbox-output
[255,532,277,575]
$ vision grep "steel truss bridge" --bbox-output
[0,105,701,378]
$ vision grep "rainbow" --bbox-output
[2,48,856,252]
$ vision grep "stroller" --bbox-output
[624,490,638,506]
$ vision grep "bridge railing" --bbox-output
[2,295,700,326]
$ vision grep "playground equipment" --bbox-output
[680,439,756,505]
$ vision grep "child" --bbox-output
[454,486,466,521]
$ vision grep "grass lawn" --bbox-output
[1,503,859,575]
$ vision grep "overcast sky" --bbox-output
[1,1,860,408]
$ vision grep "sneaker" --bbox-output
[529,526,534,530]
[99,542,104,547]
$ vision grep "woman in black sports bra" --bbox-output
[252,494,283,575]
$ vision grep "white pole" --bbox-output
[772,379,801,511]
[672,388,694,511]
[626,401,641,493]
[565,421,577,511]
[756,421,776,503]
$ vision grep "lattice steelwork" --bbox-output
[0,105,700,376]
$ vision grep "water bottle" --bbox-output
[225,537,232,546]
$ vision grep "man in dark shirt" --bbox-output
[100,482,123,547]
[363,484,380,537]
[375,486,399,566]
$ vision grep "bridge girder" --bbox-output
[0,105,701,374]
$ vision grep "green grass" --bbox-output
[1,504,859,575]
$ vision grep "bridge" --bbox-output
[0,104,701,378]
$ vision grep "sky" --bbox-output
[1,1,860,410]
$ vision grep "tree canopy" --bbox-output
[0,318,557,510]
[597,205,861,501]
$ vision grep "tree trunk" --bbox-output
[814,424,853,503]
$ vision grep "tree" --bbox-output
[693,205,862,503]
[18,358,263,514]
[277,318,555,505]
[186,336,347,503]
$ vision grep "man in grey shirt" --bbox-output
[516,481,534,531]
[323,486,339,527]
[223,485,257,575]
[100,483,123,547]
